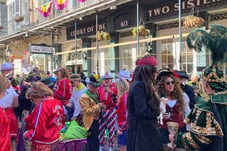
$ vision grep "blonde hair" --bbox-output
[0,75,6,94]
[115,78,129,100]
[26,81,53,99]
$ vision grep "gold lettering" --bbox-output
[148,10,152,17]
[154,7,161,16]
[174,3,179,11]
[187,0,195,8]
[162,6,170,14]
[182,1,186,9]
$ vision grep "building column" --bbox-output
[110,32,119,75]
[82,38,91,77]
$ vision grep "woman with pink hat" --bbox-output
[98,72,118,151]
[115,69,130,151]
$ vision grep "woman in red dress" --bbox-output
[24,82,65,151]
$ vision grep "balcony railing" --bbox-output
[0,0,103,39]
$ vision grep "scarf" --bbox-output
[84,89,99,104]
[75,83,85,91]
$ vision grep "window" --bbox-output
[161,40,174,69]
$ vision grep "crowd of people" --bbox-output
[0,53,226,151]
[0,24,226,151]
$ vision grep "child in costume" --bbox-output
[169,25,227,151]
[98,72,118,151]
[24,82,65,151]
[115,70,131,151]
[80,76,106,151]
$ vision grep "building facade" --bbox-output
[0,0,227,77]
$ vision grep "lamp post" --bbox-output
[4,48,12,62]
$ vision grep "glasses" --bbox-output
[166,81,175,85]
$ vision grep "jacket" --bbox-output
[117,92,128,131]
[176,94,227,151]
[98,83,117,108]
[127,80,162,151]
[24,97,65,144]
[53,78,72,105]
[80,93,100,131]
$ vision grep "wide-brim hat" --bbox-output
[39,77,54,89]
[156,71,175,82]
[0,62,14,71]
[116,70,131,80]
[174,70,189,79]
[86,76,101,87]
[102,72,113,79]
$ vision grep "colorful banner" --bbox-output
[54,0,69,10]
[39,1,52,17]
[77,0,86,2]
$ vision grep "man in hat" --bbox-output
[1,62,14,78]
[67,74,87,123]
[169,65,227,151]
[174,70,196,109]
[80,76,106,151]
[98,72,118,151]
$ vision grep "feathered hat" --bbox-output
[186,24,227,97]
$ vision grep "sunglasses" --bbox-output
[166,81,175,85]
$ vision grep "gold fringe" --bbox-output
[185,133,200,149]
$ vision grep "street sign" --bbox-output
[29,45,55,54]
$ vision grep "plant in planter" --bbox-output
[132,25,150,37]
[183,15,205,28]
[102,32,110,41]
[14,16,24,22]
[96,31,110,41]
[97,31,104,41]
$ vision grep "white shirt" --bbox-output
[70,86,87,117]
[183,92,191,131]
[0,86,18,108]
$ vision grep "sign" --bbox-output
[13,59,22,75]
[29,45,55,54]
[114,12,136,30]
[66,20,107,40]
[146,0,224,20]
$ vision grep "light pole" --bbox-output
[4,48,12,62]
[136,0,139,52]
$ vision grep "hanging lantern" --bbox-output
[54,0,69,10]
[77,0,86,2]
[0,0,6,5]
[183,15,205,28]
[39,1,52,17]
[14,16,24,22]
